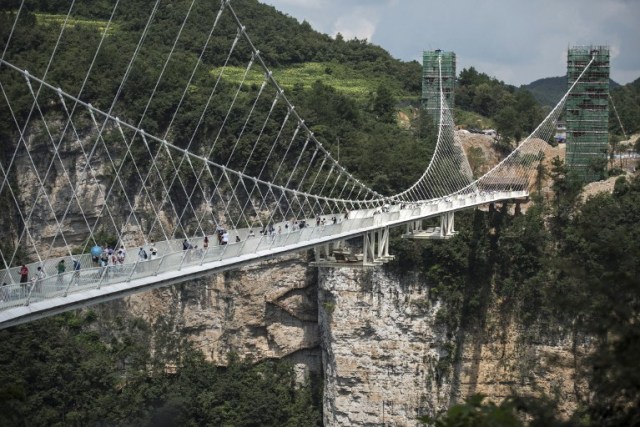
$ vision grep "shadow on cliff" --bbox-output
[448,204,504,404]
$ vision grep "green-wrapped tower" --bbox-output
[565,45,610,182]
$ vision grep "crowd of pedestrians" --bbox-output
[2,214,350,304]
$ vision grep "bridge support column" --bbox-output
[440,211,455,237]
[363,232,373,264]
[363,226,393,265]
[405,220,422,235]
[314,243,332,262]
[377,226,390,259]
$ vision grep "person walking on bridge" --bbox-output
[138,247,147,262]
[56,259,66,288]
[117,246,126,265]
[1,282,9,302]
[150,242,158,260]
[35,266,46,294]
[19,264,29,284]
[19,264,29,297]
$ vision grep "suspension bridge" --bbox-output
[0,1,594,329]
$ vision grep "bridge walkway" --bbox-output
[0,190,526,328]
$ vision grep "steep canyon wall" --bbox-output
[93,254,588,426]
[318,267,589,425]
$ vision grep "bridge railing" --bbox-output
[0,215,365,309]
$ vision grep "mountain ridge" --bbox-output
[521,75,621,106]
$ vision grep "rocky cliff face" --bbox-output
[101,256,587,426]
[318,267,451,425]
[317,266,589,425]
[111,252,323,379]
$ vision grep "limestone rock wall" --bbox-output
[318,267,451,426]
[111,252,322,376]
[452,320,590,420]
[317,265,588,426]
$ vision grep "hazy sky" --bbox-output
[258,0,639,86]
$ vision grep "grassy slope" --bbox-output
[35,13,119,35]
[213,62,408,100]
[26,10,418,103]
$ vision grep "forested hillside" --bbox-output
[520,75,568,107]
[1,0,563,196]
[610,76,640,135]
[521,74,639,137]
[454,67,544,149]
[0,312,322,425]
[522,76,620,107]
[0,0,430,198]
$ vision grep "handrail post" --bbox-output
[126,260,140,282]
[178,250,188,271]
[97,264,109,289]
[199,248,209,266]
[154,255,166,276]
[25,281,35,306]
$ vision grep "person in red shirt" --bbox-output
[19,264,29,283]
[19,264,29,297]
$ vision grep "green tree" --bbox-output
[548,156,582,239]
[372,83,396,123]
[556,177,640,426]
[422,387,583,426]
[421,394,523,427]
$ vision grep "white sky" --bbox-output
[258,0,640,86]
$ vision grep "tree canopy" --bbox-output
[0,312,322,426]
